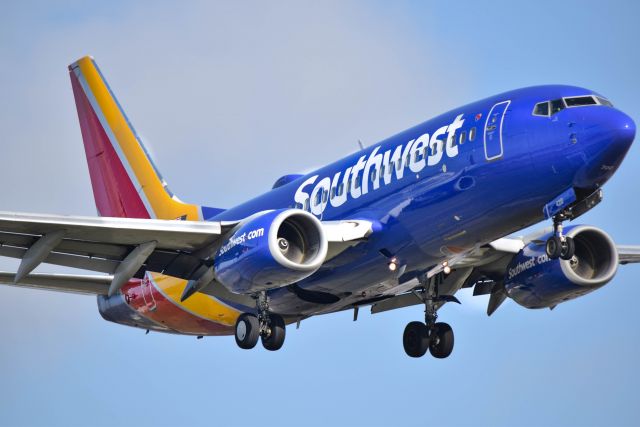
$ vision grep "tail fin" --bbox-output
[69,56,222,220]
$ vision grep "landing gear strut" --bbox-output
[234,291,286,351]
[545,216,575,260]
[402,273,455,359]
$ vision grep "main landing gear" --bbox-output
[403,273,455,359]
[545,216,575,260]
[235,292,286,351]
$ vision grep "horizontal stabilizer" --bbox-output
[0,272,111,295]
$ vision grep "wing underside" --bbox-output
[367,238,640,317]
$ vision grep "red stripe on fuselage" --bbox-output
[70,71,150,218]
[121,278,233,336]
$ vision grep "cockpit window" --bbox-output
[533,101,550,116]
[533,94,613,118]
[565,95,597,107]
[550,99,565,114]
[596,96,613,107]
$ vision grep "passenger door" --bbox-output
[484,100,511,161]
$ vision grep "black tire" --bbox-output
[261,314,286,351]
[560,236,575,260]
[429,322,454,359]
[403,321,429,358]
[235,313,259,350]
[546,236,563,259]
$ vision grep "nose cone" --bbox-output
[573,108,636,188]
[608,109,636,149]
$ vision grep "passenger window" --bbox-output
[396,160,401,171]
[550,99,565,114]
[469,127,476,141]
[338,182,344,196]
[330,186,336,199]
[533,101,550,116]
[322,190,328,203]
[459,131,467,145]
[315,190,322,205]
[370,169,377,182]
[304,199,310,211]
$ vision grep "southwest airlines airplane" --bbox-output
[1,56,638,358]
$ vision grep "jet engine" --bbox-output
[214,209,328,294]
[504,225,618,309]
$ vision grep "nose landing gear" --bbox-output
[234,292,286,351]
[544,188,604,260]
[545,217,575,260]
[402,273,455,359]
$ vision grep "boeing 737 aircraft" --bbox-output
[1,56,638,358]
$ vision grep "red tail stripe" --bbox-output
[70,71,150,218]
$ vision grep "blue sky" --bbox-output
[1,1,640,426]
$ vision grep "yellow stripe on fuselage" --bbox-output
[76,56,200,221]
[150,272,240,326]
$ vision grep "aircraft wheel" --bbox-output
[261,314,286,351]
[560,236,575,260]
[429,322,454,359]
[546,236,563,259]
[235,313,260,349]
[403,321,429,358]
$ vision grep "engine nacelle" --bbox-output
[504,225,618,309]
[214,209,328,294]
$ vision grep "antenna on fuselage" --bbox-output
[357,139,365,150]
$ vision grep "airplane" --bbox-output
[0,55,637,358]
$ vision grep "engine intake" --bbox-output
[563,227,618,286]
[504,225,618,309]
[215,209,327,294]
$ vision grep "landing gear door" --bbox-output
[484,100,510,161]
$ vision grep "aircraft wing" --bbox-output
[617,245,640,264]
[0,211,235,287]
[370,236,640,317]
[0,211,372,296]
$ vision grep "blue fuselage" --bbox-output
[211,85,635,316]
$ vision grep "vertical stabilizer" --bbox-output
[69,56,222,220]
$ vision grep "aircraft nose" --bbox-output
[606,109,635,149]
[573,108,636,188]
